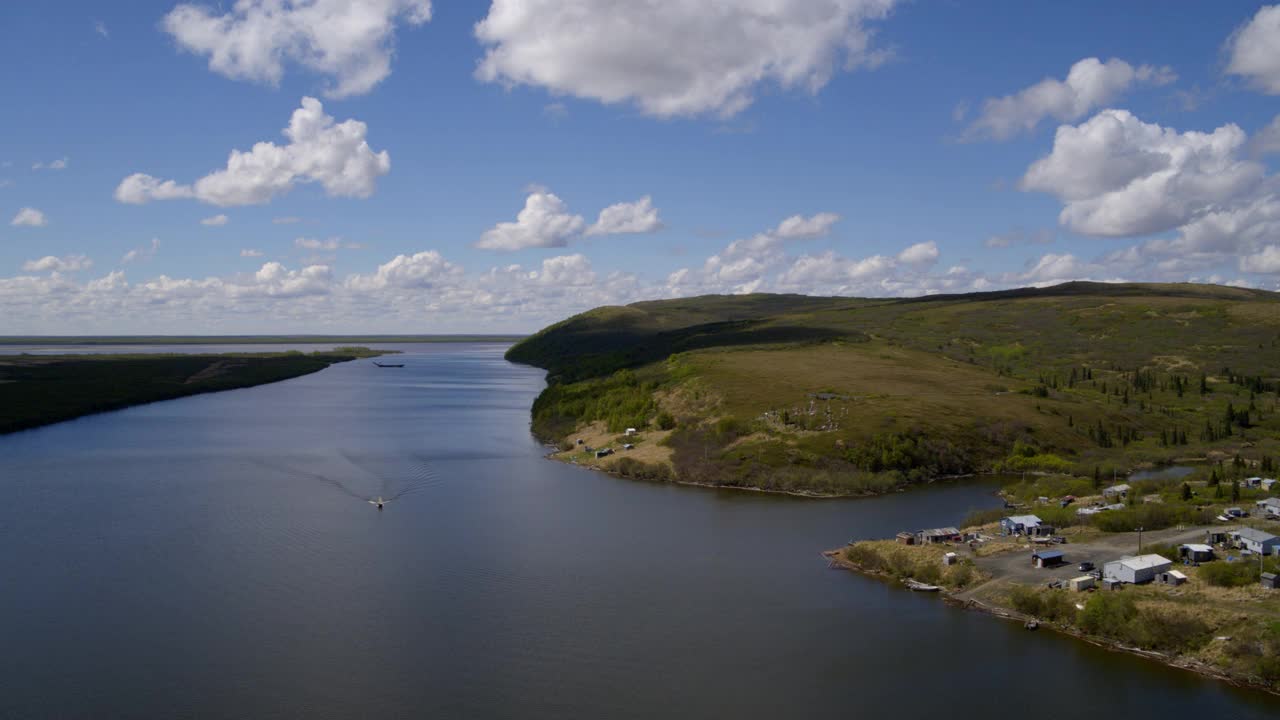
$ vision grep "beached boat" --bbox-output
[903,579,941,592]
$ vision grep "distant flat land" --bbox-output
[0,348,388,434]
[0,335,525,345]
[508,281,1280,495]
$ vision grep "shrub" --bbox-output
[1198,560,1259,588]
[1079,592,1138,637]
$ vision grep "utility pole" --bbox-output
[1136,526,1144,553]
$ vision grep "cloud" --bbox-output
[1226,5,1280,95]
[22,255,92,273]
[896,241,939,266]
[984,228,1054,249]
[1020,109,1262,237]
[121,238,161,265]
[586,196,663,236]
[966,57,1174,140]
[294,236,362,250]
[474,0,900,118]
[475,191,586,251]
[95,20,108,38]
[241,248,264,257]
[543,102,568,120]
[1251,115,1280,156]
[162,0,432,98]
[346,250,462,290]
[201,214,229,226]
[32,157,69,170]
[115,97,389,207]
[1240,245,1280,273]
[774,212,841,239]
[11,207,47,227]
[273,216,303,224]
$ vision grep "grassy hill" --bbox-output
[507,282,1280,495]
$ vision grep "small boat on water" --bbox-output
[373,361,405,368]
[903,579,941,592]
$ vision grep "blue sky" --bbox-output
[3,1,1280,333]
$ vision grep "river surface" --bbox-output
[0,343,1273,718]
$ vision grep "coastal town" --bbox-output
[831,471,1280,692]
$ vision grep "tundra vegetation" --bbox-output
[509,282,1280,495]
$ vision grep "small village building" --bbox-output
[1262,572,1280,590]
[1263,478,1277,492]
[1231,528,1280,555]
[1158,570,1188,586]
[1245,477,1263,489]
[1102,578,1123,591]
[1256,498,1280,518]
[1178,544,1215,563]
[1102,483,1131,499]
[942,552,958,566]
[1001,514,1042,536]
[917,527,961,544]
[1206,529,1232,545]
[1103,554,1173,584]
[1032,550,1065,568]
[625,428,637,437]
[1068,576,1095,592]
[895,532,916,545]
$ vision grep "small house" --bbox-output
[1032,550,1065,568]
[1102,483,1131,499]
[1206,529,1232,545]
[1256,498,1280,518]
[1245,477,1263,489]
[942,552,958,566]
[1158,570,1187,586]
[1178,544,1215,563]
[1001,514,1043,536]
[895,532,916,545]
[1262,572,1279,590]
[1103,554,1172,584]
[1068,576,1095,592]
[1231,528,1280,555]
[625,428,637,437]
[917,527,961,544]
[1102,578,1123,591]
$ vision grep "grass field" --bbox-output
[509,281,1280,494]
[0,347,388,434]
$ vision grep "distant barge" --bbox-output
[373,361,405,368]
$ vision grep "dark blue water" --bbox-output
[0,344,1273,718]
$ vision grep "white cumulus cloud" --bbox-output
[1020,109,1262,237]
[586,195,663,236]
[11,207,47,227]
[1240,245,1280,274]
[475,191,586,251]
[1226,5,1280,95]
[163,0,432,98]
[346,250,462,291]
[23,255,93,273]
[32,157,69,170]
[896,241,939,266]
[241,248,265,257]
[295,236,362,250]
[115,97,390,207]
[201,214,229,226]
[474,0,899,118]
[966,57,1174,140]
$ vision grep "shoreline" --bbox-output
[542,446,972,499]
[0,350,391,435]
[824,548,1280,698]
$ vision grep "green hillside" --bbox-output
[507,282,1280,495]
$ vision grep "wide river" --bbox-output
[0,343,1274,718]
